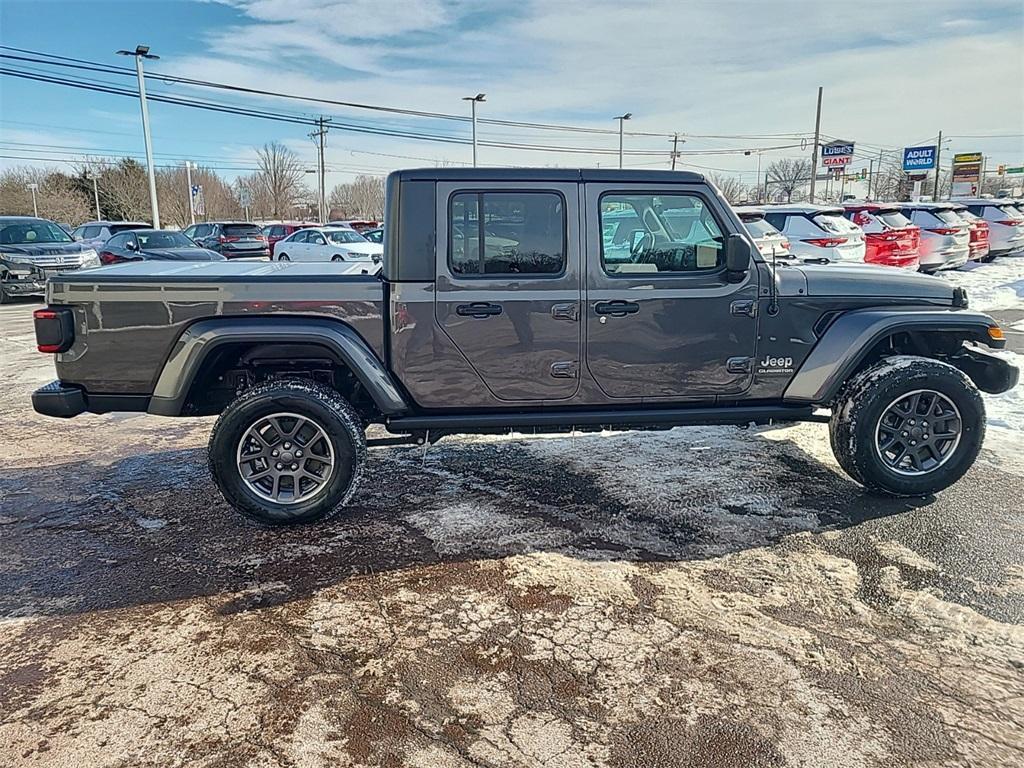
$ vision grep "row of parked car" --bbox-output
[736,198,1024,272]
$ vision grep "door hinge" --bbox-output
[726,356,752,374]
[730,299,757,317]
[550,361,579,379]
[551,302,579,322]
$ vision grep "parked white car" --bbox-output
[732,206,792,258]
[953,198,1024,258]
[762,204,866,264]
[272,227,383,263]
[898,202,971,272]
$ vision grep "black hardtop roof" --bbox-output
[391,167,705,184]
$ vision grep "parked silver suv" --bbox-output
[71,220,151,251]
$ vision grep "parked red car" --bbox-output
[951,206,991,262]
[842,203,920,269]
[263,222,318,256]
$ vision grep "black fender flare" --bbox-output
[148,317,410,416]
[784,307,1004,403]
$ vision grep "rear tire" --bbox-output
[208,380,366,525]
[0,285,12,305]
[278,253,290,261]
[829,356,985,497]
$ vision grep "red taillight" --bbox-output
[803,237,848,247]
[99,251,119,264]
[926,227,960,235]
[34,309,58,321]
[996,220,1023,226]
[34,307,73,353]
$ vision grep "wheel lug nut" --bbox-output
[291,463,298,471]
[284,442,291,449]
[911,441,917,445]
[909,420,916,425]
[272,449,279,457]
[276,462,283,470]
[295,450,303,457]
[902,431,909,437]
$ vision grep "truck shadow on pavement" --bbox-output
[0,428,933,619]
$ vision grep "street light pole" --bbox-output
[462,94,486,167]
[117,45,161,228]
[87,172,100,219]
[184,161,195,225]
[616,113,632,169]
[28,183,39,217]
[808,86,823,203]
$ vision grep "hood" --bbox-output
[796,263,954,303]
[138,247,225,261]
[0,242,90,258]
[334,241,383,257]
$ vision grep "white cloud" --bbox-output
[151,1,1024,180]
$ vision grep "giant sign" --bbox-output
[822,141,854,167]
[902,145,936,172]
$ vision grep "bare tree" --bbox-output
[328,175,386,219]
[156,166,242,227]
[0,166,92,224]
[766,158,811,202]
[251,142,307,218]
[708,173,747,204]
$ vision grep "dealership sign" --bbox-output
[953,152,982,164]
[822,141,854,167]
[902,145,936,172]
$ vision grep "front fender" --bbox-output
[784,307,1004,404]
[148,317,409,416]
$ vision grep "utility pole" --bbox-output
[933,130,943,201]
[670,133,681,170]
[308,117,330,221]
[184,161,195,225]
[867,159,874,199]
[87,171,100,219]
[616,113,632,169]
[462,94,486,167]
[744,149,763,202]
[117,45,161,228]
[28,183,39,217]
[808,86,823,203]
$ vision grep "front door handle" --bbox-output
[456,302,503,318]
[594,300,640,317]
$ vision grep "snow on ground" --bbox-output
[939,255,1024,312]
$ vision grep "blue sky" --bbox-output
[1,0,1022,192]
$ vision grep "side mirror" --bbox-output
[725,233,751,282]
[125,241,137,251]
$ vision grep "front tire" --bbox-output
[277,253,290,261]
[208,381,366,524]
[331,255,344,262]
[829,356,985,497]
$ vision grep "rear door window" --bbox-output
[449,191,566,275]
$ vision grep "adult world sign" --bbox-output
[902,145,936,172]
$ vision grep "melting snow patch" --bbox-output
[941,257,1024,313]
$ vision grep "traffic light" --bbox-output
[998,165,1006,176]
[859,167,867,180]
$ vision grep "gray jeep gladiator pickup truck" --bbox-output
[32,169,1018,524]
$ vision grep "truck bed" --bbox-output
[48,262,387,395]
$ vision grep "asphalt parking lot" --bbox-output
[1,277,1023,767]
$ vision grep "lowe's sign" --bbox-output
[822,142,854,167]
[903,145,937,172]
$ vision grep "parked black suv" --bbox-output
[182,222,270,259]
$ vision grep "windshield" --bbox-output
[743,218,780,238]
[136,231,195,249]
[327,230,368,244]
[813,214,860,234]
[934,209,963,225]
[876,211,912,229]
[0,220,74,245]
[224,224,262,237]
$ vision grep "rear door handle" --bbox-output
[456,302,503,318]
[594,301,640,316]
